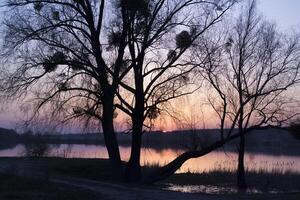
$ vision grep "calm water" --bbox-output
[1,144,300,174]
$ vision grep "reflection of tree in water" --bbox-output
[61,144,74,158]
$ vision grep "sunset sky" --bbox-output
[0,0,300,131]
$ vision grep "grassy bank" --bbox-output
[0,173,100,200]
[0,157,115,181]
[0,157,113,200]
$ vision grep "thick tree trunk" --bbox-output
[125,125,142,182]
[125,66,144,182]
[125,110,143,182]
[102,93,123,180]
[237,133,247,190]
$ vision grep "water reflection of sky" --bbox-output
[1,144,300,174]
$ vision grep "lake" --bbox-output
[1,144,300,174]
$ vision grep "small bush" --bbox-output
[21,131,51,157]
[289,121,300,140]
[23,143,51,157]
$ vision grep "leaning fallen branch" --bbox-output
[143,125,286,184]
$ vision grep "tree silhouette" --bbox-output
[193,0,300,189]
[0,0,236,182]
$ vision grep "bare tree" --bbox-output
[194,0,300,189]
[0,0,237,182]
[112,0,237,182]
[0,0,124,179]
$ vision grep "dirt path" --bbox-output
[50,177,300,200]
[51,176,233,200]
